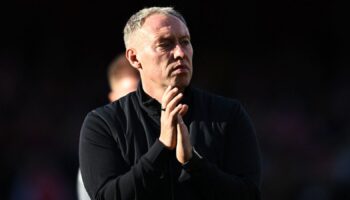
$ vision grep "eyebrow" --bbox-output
[179,35,191,40]
[157,34,190,42]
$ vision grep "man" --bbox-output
[77,53,139,200]
[79,6,261,200]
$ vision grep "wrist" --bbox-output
[159,137,176,150]
[182,147,203,172]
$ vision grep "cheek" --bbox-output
[186,47,193,59]
[189,47,194,56]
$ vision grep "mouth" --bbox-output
[173,64,189,73]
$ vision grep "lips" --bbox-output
[173,64,189,72]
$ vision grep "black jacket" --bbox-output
[79,84,262,200]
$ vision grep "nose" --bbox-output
[173,44,185,60]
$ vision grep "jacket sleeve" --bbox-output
[79,110,171,200]
[179,102,262,200]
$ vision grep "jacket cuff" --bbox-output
[178,147,204,182]
[182,147,203,172]
[143,139,172,168]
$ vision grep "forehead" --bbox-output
[140,13,190,38]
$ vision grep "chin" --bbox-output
[172,79,191,89]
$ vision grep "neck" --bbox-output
[142,85,164,103]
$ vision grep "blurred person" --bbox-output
[107,53,140,102]
[79,6,261,200]
[77,53,139,200]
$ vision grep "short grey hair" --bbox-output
[123,7,187,48]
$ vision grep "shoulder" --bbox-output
[94,91,137,116]
[82,91,138,131]
[191,87,244,115]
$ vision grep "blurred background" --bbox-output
[1,0,349,199]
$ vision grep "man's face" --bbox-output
[132,13,193,89]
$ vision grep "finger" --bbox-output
[179,104,188,117]
[177,114,189,137]
[161,85,172,106]
[176,114,192,164]
[176,115,190,149]
[166,92,183,113]
[161,87,179,110]
[165,85,172,92]
[176,115,185,138]
[169,104,183,122]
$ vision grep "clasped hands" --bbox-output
[159,86,192,164]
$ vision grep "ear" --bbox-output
[126,48,142,70]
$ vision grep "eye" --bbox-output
[180,38,191,46]
[158,39,174,50]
